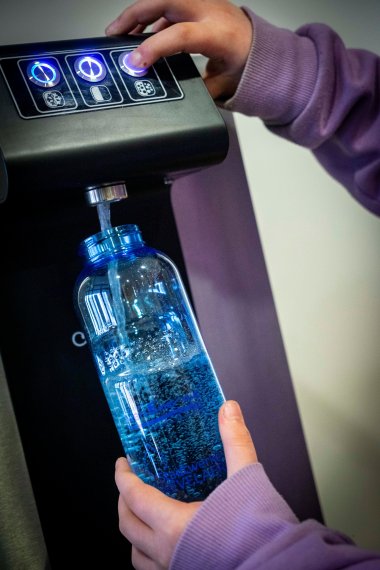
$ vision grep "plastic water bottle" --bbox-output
[74,224,227,501]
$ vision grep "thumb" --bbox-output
[219,400,258,478]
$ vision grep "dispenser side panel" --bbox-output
[0,184,191,569]
[0,148,7,203]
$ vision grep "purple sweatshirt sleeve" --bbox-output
[224,10,380,216]
[170,463,380,570]
[169,15,380,569]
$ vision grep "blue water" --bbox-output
[94,348,227,501]
[86,209,226,499]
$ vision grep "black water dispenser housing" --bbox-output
[0,34,322,570]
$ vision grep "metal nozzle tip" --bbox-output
[85,182,128,206]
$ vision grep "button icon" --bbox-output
[43,90,65,108]
[134,80,156,97]
[90,85,112,103]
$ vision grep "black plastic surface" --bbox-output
[0,184,191,569]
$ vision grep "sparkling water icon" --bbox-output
[134,80,156,97]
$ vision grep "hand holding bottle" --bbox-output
[115,400,258,570]
[105,0,253,101]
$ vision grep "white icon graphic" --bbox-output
[90,85,112,103]
[134,80,156,97]
[71,331,87,348]
[43,90,65,108]
[104,345,129,372]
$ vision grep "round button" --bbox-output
[118,51,149,77]
[27,61,61,88]
[74,56,107,83]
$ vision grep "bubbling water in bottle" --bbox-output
[76,218,227,500]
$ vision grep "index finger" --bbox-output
[106,0,204,36]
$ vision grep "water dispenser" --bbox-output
[0,33,322,570]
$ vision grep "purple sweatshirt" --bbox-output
[170,10,380,570]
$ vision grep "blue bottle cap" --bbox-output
[80,224,144,263]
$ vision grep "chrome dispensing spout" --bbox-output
[85,182,128,206]
[85,182,128,232]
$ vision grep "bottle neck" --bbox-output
[80,224,144,264]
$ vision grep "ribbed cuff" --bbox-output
[170,463,298,570]
[224,9,318,125]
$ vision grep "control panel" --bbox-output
[0,36,229,201]
[0,46,183,119]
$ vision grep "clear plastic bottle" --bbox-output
[74,224,226,501]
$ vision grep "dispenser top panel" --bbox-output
[0,36,229,200]
[0,45,183,119]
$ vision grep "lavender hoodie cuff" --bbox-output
[170,462,298,570]
[224,9,318,125]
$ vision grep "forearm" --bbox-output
[225,10,380,215]
[170,463,380,570]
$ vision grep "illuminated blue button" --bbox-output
[27,61,61,88]
[118,51,149,77]
[74,56,107,83]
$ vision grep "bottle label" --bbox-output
[116,387,202,428]
[158,451,226,498]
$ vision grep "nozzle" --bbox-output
[85,182,128,206]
